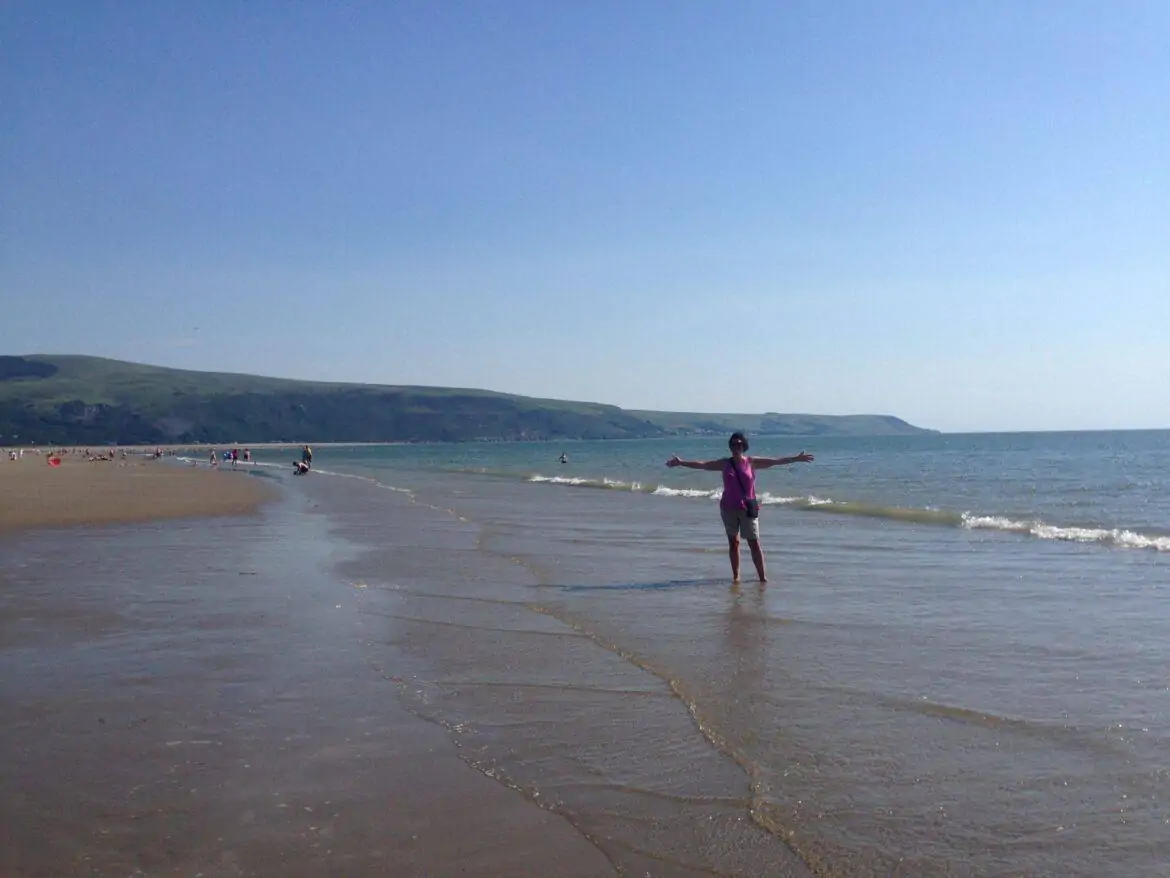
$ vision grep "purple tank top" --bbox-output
[721,456,755,511]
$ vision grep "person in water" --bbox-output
[666,432,814,583]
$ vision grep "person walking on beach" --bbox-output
[666,432,813,583]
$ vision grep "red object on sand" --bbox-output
[48,456,62,467]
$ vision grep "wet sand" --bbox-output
[301,472,817,876]
[0,453,274,532]
[0,487,619,877]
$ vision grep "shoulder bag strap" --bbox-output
[727,456,751,498]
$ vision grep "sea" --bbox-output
[239,430,1169,876]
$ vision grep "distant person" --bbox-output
[209,449,217,467]
[293,460,310,476]
[302,445,313,468]
[666,432,814,584]
[559,452,568,464]
[242,448,251,464]
[231,447,239,469]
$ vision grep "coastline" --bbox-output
[4,423,1166,874]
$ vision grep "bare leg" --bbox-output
[747,539,767,583]
[726,534,741,582]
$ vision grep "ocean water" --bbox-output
[250,431,1169,876]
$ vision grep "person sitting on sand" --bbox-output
[666,432,814,584]
[301,445,313,468]
[293,460,310,476]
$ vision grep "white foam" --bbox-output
[963,514,1170,552]
[528,474,642,491]
[529,474,596,486]
[1034,524,1170,552]
[758,492,804,506]
[1032,523,1104,543]
[1113,530,1170,552]
[652,486,721,500]
[963,514,1034,532]
[175,456,286,472]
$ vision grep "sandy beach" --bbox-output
[0,452,275,532]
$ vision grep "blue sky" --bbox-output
[2,1,1167,432]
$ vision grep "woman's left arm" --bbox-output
[752,451,814,470]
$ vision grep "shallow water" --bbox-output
[256,431,1170,876]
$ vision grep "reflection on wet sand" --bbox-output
[0,501,616,877]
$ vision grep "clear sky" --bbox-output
[2,1,1167,432]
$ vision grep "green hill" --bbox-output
[0,355,936,445]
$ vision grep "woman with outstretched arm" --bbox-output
[667,432,814,583]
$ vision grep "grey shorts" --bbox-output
[720,507,760,541]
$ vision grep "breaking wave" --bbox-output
[523,473,1170,553]
[962,515,1170,552]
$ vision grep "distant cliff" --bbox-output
[0,355,936,445]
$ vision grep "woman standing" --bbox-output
[667,432,813,583]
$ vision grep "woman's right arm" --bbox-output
[666,456,724,470]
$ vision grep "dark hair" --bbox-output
[728,432,749,451]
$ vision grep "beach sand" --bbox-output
[0,474,623,877]
[0,453,275,532]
